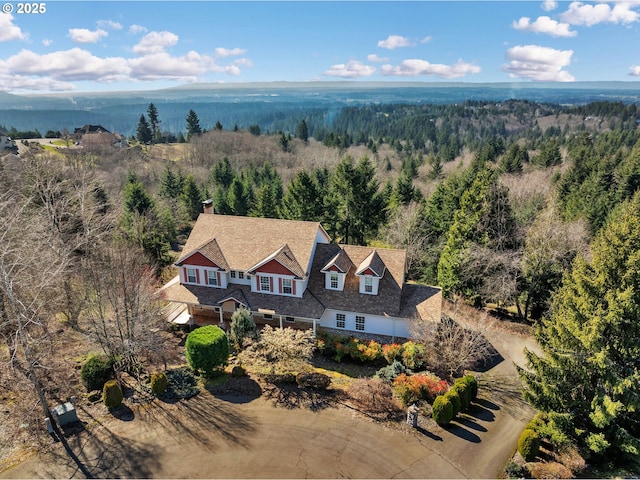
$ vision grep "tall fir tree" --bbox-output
[279,170,324,221]
[186,109,202,139]
[147,103,161,143]
[519,193,640,460]
[136,114,152,144]
[180,175,204,221]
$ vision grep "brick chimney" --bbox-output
[202,199,214,214]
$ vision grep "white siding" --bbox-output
[318,309,410,339]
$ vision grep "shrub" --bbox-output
[81,355,114,391]
[231,365,246,377]
[392,372,449,406]
[504,461,528,479]
[353,339,384,362]
[527,462,572,479]
[431,394,454,426]
[375,360,408,384]
[459,375,478,400]
[347,378,403,420]
[401,341,427,370]
[229,307,255,349]
[165,367,199,399]
[446,389,461,417]
[185,325,229,376]
[518,428,540,462]
[451,383,470,411]
[102,380,123,408]
[382,343,404,364]
[296,372,331,390]
[150,371,168,396]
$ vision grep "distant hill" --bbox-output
[1,82,640,137]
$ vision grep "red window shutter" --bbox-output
[292,280,297,295]
[217,271,221,286]
[256,275,260,290]
[269,277,273,292]
[278,278,282,293]
[183,267,187,283]
[195,269,200,284]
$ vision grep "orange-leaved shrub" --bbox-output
[392,372,449,406]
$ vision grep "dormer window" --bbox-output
[207,270,218,286]
[364,276,373,293]
[282,278,293,294]
[330,273,339,289]
[186,268,197,283]
[260,276,271,292]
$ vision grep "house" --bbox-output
[73,125,124,148]
[0,131,17,152]
[160,202,441,340]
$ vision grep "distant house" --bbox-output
[161,203,442,340]
[0,131,17,152]
[73,124,124,147]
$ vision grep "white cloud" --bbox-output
[132,31,179,54]
[42,39,52,46]
[233,58,253,67]
[630,65,640,76]
[420,36,432,44]
[214,47,246,57]
[542,0,558,11]
[129,24,148,35]
[97,20,122,30]
[512,16,577,36]
[2,48,130,82]
[560,1,639,26]
[0,14,27,42]
[324,60,375,78]
[381,59,481,78]
[378,35,413,49]
[367,54,389,62]
[502,44,574,81]
[68,28,108,44]
[0,73,75,92]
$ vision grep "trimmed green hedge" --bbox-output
[150,371,168,396]
[81,355,114,391]
[185,325,229,376]
[518,428,540,462]
[432,394,454,426]
[103,379,123,408]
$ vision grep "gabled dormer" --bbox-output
[248,244,305,296]
[175,238,229,288]
[321,249,353,291]
[355,250,386,295]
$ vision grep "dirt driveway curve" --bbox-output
[1,326,536,479]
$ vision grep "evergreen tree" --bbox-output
[250,184,279,219]
[186,109,202,139]
[214,121,223,131]
[227,177,249,216]
[136,114,152,144]
[327,155,385,245]
[297,119,309,143]
[147,103,161,143]
[278,131,290,152]
[279,170,324,221]
[180,175,204,221]
[159,164,184,199]
[519,193,640,460]
[211,157,235,189]
[123,181,154,216]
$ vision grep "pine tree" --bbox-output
[159,164,184,199]
[147,103,161,143]
[279,170,324,221]
[186,109,202,139]
[180,175,203,221]
[136,114,152,144]
[297,119,309,143]
[519,193,640,460]
[227,177,249,216]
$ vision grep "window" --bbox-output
[247,274,251,280]
[260,276,271,292]
[238,272,244,279]
[364,276,373,293]
[230,271,236,279]
[282,278,292,294]
[263,313,273,320]
[336,313,346,329]
[186,268,197,283]
[207,270,218,286]
[355,315,365,331]
[285,316,295,323]
[330,272,339,289]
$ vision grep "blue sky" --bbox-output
[1,1,640,93]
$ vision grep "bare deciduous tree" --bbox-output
[410,305,496,380]
[82,244,164,375]
[383,202,428,278]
